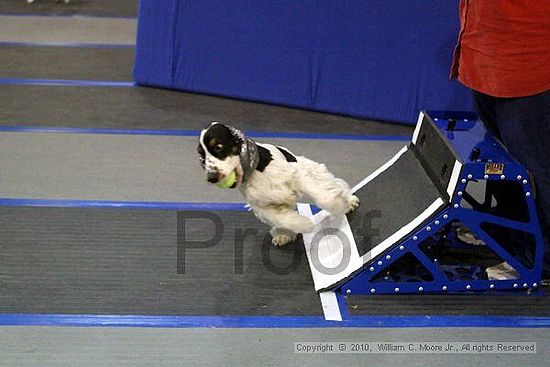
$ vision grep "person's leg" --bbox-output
[491,90,550,278]
[471,90,550,276]
[472,92,521,223]
[472,91,502,140]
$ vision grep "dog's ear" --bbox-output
[197,144,205,168]
[227,125,245,154]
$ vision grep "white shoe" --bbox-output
[486,262,519,280]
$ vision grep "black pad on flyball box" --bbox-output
[412,112,462,198]
[299,112,463,292]
[347,147,444,257]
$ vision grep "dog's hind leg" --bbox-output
[296,157,359,216]
[252,206,314,236]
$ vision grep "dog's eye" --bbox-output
[213,144,224,154]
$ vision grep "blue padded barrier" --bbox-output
[134,0,472,125]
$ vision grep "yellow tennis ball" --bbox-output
[216,170,237,189]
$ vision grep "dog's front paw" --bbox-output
[272,233,294,247]
[346,195,360,213]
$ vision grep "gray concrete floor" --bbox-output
[0,15,136,45]
[0,131,406,202]
[1,327,549,367]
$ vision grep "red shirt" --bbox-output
[450,0,550,98]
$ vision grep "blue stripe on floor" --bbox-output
[0,78,134,87]
[0,125,410,141]
[0,125,198,136]
[0,314,548,328]
[0,41,134,48]
[0,198,249,211]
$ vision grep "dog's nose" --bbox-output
[207,171,219,183]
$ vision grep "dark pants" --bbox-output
[472,90,550,277]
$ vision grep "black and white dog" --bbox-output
[198,122,359,246]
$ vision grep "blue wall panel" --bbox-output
[134,0,472,125]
